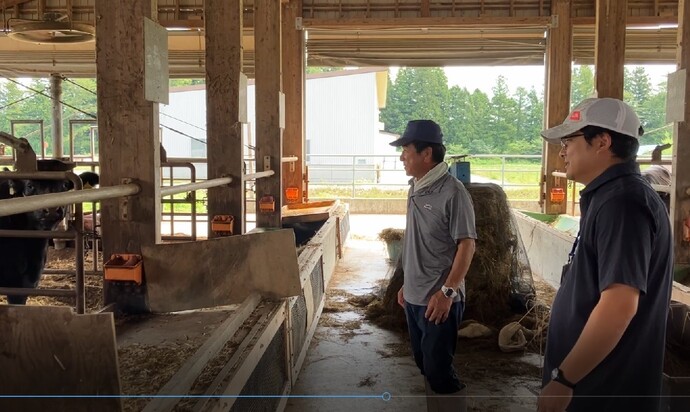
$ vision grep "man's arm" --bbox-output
[425,238,475,323]
[558,283,639,383]
[537,283,639,412]
[445,238,475,290]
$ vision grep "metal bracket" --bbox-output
[263,155,272,172]
[295,17,303,30]
[551,14,559,29]
[120,178,133,220]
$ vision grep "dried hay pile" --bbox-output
[367,183,536,329]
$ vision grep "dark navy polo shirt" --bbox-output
[543,161,673,412]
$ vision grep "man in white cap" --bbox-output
[537,98,673,412]
[391,119,476,412]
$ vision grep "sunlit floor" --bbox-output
[285,214,543,412]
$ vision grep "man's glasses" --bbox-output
[560,133,585,150]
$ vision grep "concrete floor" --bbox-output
[285,214,543,412]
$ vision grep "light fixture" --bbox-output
[7,13,95,44]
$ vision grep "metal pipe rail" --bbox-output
[160,170,275,197]
[0,178,140,218]
[244,170,275,180]
[160,176,233,197]
[0,287,77,297]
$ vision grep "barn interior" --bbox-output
[0,1,689,412]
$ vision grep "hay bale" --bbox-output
[370,183,535,329]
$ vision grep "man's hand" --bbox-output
[397,286,405,308]
[537,381,573,412]
[424,290,453,324]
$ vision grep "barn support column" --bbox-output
[594,0,627,99]
[671,0,690,265]
[542,0,571,215]
[281,0,305,205]
[205,0,245,236]
[95,0,164,312]
[254,0,284,228]
[50,73,63,158]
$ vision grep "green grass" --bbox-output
[467,157,542,185]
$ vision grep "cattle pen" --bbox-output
[0,144,349,411]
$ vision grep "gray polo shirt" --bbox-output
[402,173,477,306]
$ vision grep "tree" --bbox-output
[571,65,595,108]
[380,68,449,136]
[306,67,344,74]
[169,79,205,87]
[488,76,518,153]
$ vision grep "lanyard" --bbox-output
[568,232,580,264]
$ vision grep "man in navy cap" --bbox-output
[392,119,476,412]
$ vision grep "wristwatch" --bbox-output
[551,368,576,389]
[441,285,457,299]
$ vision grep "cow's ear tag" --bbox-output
[9,186,14,195]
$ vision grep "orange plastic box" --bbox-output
[211,215,235,234]
[104,254,143,285]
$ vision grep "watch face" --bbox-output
[444,288,454,297]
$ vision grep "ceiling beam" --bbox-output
[0,0,32,11]
[301,16,553,29]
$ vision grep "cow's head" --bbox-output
[7,178,72,230]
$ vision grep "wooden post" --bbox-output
[594,0,627,99]
[542,0,571,215]
[254,0,283,227]
[95,0,162,312]
[671,0,690,264]
[281,0,305,205]
[205,0,245,236]
[50,73,62,158]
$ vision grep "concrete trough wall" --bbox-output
[513,210,574,289]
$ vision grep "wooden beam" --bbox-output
[571,15,678,26]
[205,0,245,236]
[671,0,690,264]
[96,0,162,312]
[255,0,283,228]
[595,0,627,99]
[141,294,261,412]
[0,0,32,11]
[542,0,571,215]
[37,0,44,18]
[421,0,430,17]
[209,301,287,411]
[281,0,305,205]
[301,15,553,29]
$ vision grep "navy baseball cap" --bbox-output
[389,120,444,146]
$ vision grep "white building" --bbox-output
[159,68,398,181]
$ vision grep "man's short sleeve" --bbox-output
[595,196,653,294]
[448,186,477,241]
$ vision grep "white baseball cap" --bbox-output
[541,97,643,144]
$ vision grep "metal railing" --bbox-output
[305,153,544,200]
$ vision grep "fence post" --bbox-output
[501,156,506,187]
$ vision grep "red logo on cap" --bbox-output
[569,111,581,121]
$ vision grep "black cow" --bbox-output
[0,171,97,304]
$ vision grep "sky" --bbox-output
[391,64,678,97]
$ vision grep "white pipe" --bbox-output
[552,171,567,178]
[160,176,233,197]
[243,170,275,181]
[0,184,140,217]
